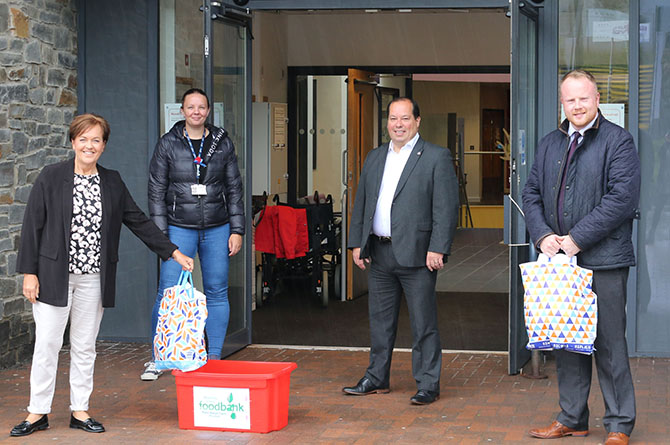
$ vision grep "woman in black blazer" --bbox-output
[11,114,193,437]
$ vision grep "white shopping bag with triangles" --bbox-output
[519,253,597,355]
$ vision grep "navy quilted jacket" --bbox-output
[522,112,640,270]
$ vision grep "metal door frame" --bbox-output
[204,0,254,355]
[508,0,542,375]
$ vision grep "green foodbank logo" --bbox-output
[199,393,245,419]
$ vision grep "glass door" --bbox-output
[508,0,539,375]
[207,1,252,356]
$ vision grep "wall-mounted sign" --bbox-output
[592,20,629,42]
[164,103,182,134]
[599,103,626,128]
[213,102,224,128]
[640,23,650,43]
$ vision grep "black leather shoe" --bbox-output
[10,415,49,437]
[69,414,105,433]
[410,389,440,405]
[342,377,390,395]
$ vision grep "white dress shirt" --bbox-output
[568,114,597,143]
[372,132,420,237]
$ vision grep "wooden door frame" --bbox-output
[480,108,506,204]
[346,69,376,301]
[287,65,509,205]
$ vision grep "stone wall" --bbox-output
[0,0,77,368]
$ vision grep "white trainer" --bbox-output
[140,361,163,381]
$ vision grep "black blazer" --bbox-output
[348,137,459,267]
[16,159,178,308]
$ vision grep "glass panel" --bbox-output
[212,19,248,339]
[311,75,346,212]
[158,2,249,351]
[159,0,204,134]
[558,1,630,127]
[637,1,670,353]
[508,3,537,374]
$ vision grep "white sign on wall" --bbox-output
[193,386,251,430]
[592,20,629,42]
[560,103,626,129]
[164,103,182,134]
[213,102,224,128]
[640,23,651,43]
[599,104,626,128]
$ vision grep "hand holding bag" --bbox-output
[520,253,598,355]
[154,270,208,371]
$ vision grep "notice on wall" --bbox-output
[640,23,651,43]
[592,20,628,42]
[193,386,251,430]
[213,102,224,129]
[164,103,182,135]
[599,104,626,128]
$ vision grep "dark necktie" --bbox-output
[557,133,579,234]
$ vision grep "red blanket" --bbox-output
[255,206,309,259]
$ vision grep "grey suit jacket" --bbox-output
[347,137,459,267]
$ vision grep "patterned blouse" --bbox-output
[68,173,103,274]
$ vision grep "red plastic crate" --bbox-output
[172,360,297,433]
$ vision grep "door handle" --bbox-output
[342,149,348,186]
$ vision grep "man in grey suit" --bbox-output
[342,97,459,405]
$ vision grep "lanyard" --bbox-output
[184,128,207,180]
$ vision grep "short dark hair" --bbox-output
[560,69,599,90]
[387,97,420,119]
[181,88,210,108]
[68,113,111,142]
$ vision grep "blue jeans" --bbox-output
[151,224,231,358]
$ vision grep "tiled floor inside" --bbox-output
[252,288,508,351]
[1,342,668,444]
[252,228,509,351]
[437,228,509,294]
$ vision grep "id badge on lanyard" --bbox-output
[191,184,207,196]
[185,127,208,196]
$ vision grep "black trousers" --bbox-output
[364,237,441,392]
[555,267,636,435]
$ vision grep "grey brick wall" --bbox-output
[0,0,77,368]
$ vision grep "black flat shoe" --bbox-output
[10,415,49,437]
[69,414,105,433]
[410,389,440,405]
[342,377,390,395]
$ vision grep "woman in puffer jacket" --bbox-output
[142,88,244,380]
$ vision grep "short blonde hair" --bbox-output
[68,113,111,142]
[560,69,599,90]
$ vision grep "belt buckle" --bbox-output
[377,235,391,243]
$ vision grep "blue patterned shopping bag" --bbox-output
[519,254,598,355]
[153,270,208,371]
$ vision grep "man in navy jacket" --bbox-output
[522,70,640,445]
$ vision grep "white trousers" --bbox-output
[28,273,104,414]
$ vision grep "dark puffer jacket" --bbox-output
[522,112,640,270]
[148,121,245,235]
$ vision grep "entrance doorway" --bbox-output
[249,7,513,353]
